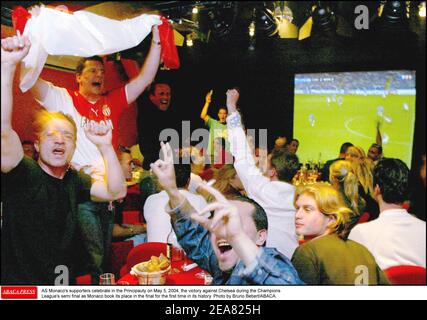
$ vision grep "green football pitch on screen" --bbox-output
[293,71,416,168]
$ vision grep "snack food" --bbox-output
[131,253,171,285]
[135,253,170,272]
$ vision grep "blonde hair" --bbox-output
[329,160,365,216]
[294,183,353,239]
[33,109,77,141]
[206,165,241,202]
[346,146,374,196]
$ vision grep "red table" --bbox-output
[117,260,210,285]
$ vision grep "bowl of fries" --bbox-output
[130,253,171,285]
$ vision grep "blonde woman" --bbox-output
[208,165,246,201]
[291,183,389,285]
[345,146,374,195]
[345,146,379,219]
[329,160,366,228]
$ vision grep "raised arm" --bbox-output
[150,142,187,208]
[376,121,382,146]
[1,33,30,173]
[225,89,272,205]
[151,142,258,274]
[30,78,50,103]
[84,122,127,201]
[125,26,161,104]
[200,89,213,122]
[150,143,217,271]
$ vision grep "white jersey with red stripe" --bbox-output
[36,81,128,180]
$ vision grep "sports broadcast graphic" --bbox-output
[294,71,416,167]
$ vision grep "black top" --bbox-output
[359,185,380,221]
[1,157,91,285]
[136,95,181,169]
[321,157,342,182]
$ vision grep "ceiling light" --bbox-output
[274,3,294,23]
[249,21,255,37]
[255,5,278,37]
[299,3,337,41]
[312,5,337,35]
[274,3,298,38]
[379,1,409,27]
[419,2,426,18]
[186,36,193,47]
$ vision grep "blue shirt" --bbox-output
[170,208,304,285]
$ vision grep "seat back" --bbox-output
[124,242,167,274]
[75,274,92,285]
[110,240,134,277]
[122,210,142,224]
[384,265,426,285]
[357,212,370,224]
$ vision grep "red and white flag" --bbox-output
[15,5,162,92]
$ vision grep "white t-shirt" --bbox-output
[349,209,426,269]
[143,190,208,248]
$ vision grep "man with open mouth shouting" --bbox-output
[150,142,304,285]
[137,81,180,171]
[28,5,162,282]
[1,34,126,284]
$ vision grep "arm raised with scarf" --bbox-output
[26,5,162,103]
[1,33,30,173]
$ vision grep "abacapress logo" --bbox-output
[1,286,38,299]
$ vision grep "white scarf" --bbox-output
[20,6,161,92]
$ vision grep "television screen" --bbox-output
[294,71,416,167]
